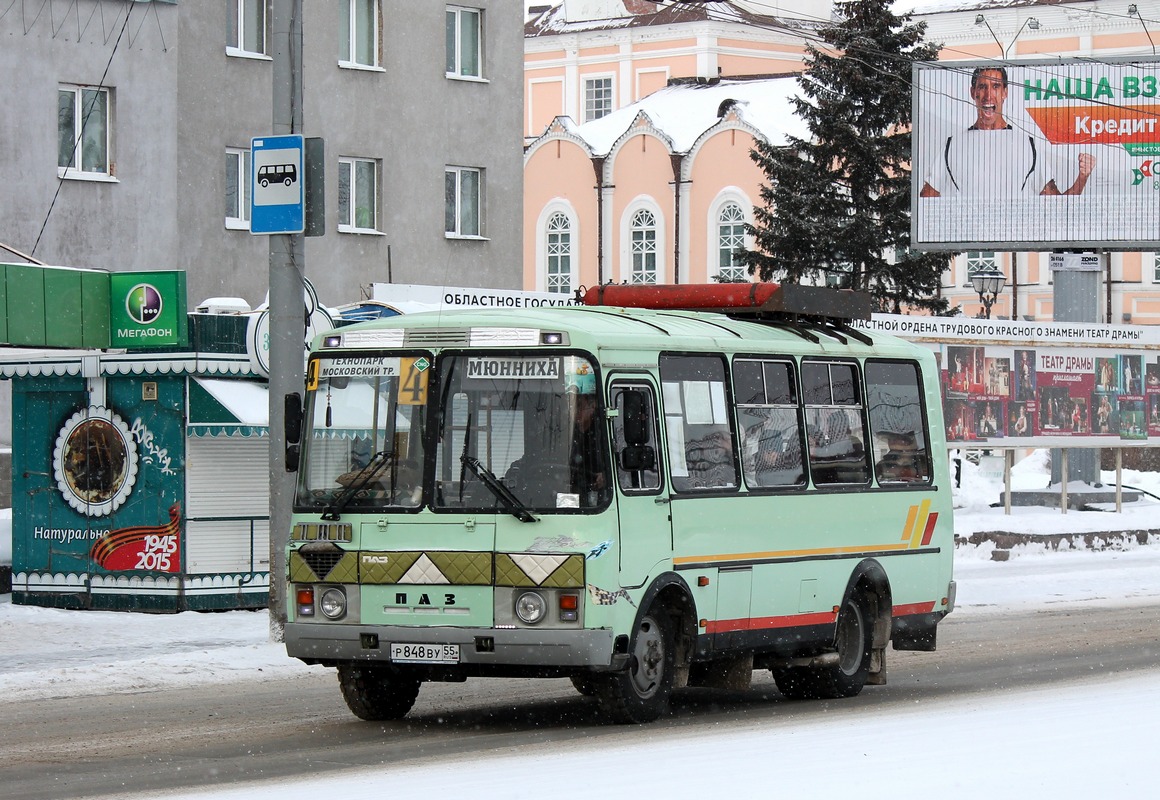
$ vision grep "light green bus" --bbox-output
[284,284,955,724]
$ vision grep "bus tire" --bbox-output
[594,608,675,724]
[337,663,421,721]
[774,591,873,700]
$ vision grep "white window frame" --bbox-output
[337,157,381,234]
[621,200,663,285]
[824,264,854,289]
[964,251,998,285]
[225,148,251,230]
[1152,252,1160,284]
[58,84,114,181]
[446,6,483,80]
[340,0,381,70]
[227,0,268,58]
[583,75,614,122]
[445,165,484,239]
[537,204,578,294]
[712,197,749,283]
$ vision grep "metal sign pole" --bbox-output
[267,0,304,641]
[1050,253,1101,487]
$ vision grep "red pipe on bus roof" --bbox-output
[582,283,782,310]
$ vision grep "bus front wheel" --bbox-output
[337,663,421,721]
[594,609,675,723]
[774,591,873,700]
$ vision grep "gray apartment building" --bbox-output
[0,0,525,309]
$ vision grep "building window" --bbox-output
[341,0,379,67]
[446,6,481,79]
[584,76,613,122]
[545,212,572,293]
[445,166,482,237]
[228,0,266,56]
[965,251,998,282]
[225,148,251,229]
[824,266,853,289]
[58,85,110,177]
[630,209,658,284]
[716,202,747,283]
[1153,253,1160,283]
[338,157,379,232]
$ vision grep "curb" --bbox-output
[956,530,1160,561]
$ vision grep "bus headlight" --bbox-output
[320,587,347,619]
[514,591,547,625]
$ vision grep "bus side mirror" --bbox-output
[622,389,649,446]
[285,392,302,472]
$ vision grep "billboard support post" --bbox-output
[1051,253,1101,485]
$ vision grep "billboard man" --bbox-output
[920,67,1095,197]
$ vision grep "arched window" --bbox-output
[716,202,747,283]
[545,212,572,294]
[630,209,658,284]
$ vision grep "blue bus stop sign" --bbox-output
[250,135,304,235]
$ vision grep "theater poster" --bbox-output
[942,345,1156,446]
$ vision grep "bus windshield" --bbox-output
[433,353,610,513]
[296,354,429,514]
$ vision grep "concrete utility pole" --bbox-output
[268,0,305,640]
[1051,252,1100,486]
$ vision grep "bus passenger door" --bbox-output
[608,380,672,587]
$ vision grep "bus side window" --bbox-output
[866,360,932,485]
[734,358,806,489]
[659,354,739,492]
[610,384,661,492]
[802,361,870,486]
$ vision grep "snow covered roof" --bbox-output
[525,0,822,37]
[542,76,809,156]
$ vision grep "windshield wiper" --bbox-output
[321,449,394,521]
[459,454,537,523]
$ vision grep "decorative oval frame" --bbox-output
[52,406,139,517]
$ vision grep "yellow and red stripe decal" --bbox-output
[902,500,939,548]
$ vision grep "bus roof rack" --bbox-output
[581,283,874,344]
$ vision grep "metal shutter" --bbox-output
[185,436,270,575]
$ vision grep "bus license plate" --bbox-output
[390,642,460,664]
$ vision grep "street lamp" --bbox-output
[1128,5,1156,56]
[971,269,1007,319]
[975,14,1040,58]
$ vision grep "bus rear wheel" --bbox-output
[774,592,873,700]
[594,609,675,724]
[337,663,421,721]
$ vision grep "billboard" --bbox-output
[912,58,1160,250]
[855,315,1160,448]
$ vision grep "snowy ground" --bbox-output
[2,452,1158,798]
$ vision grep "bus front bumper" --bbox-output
[285,622,619,669]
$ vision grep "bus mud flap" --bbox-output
[867,646,887,685]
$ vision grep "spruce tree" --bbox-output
[740,0,952,314]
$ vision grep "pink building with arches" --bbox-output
[524,76,804,292]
